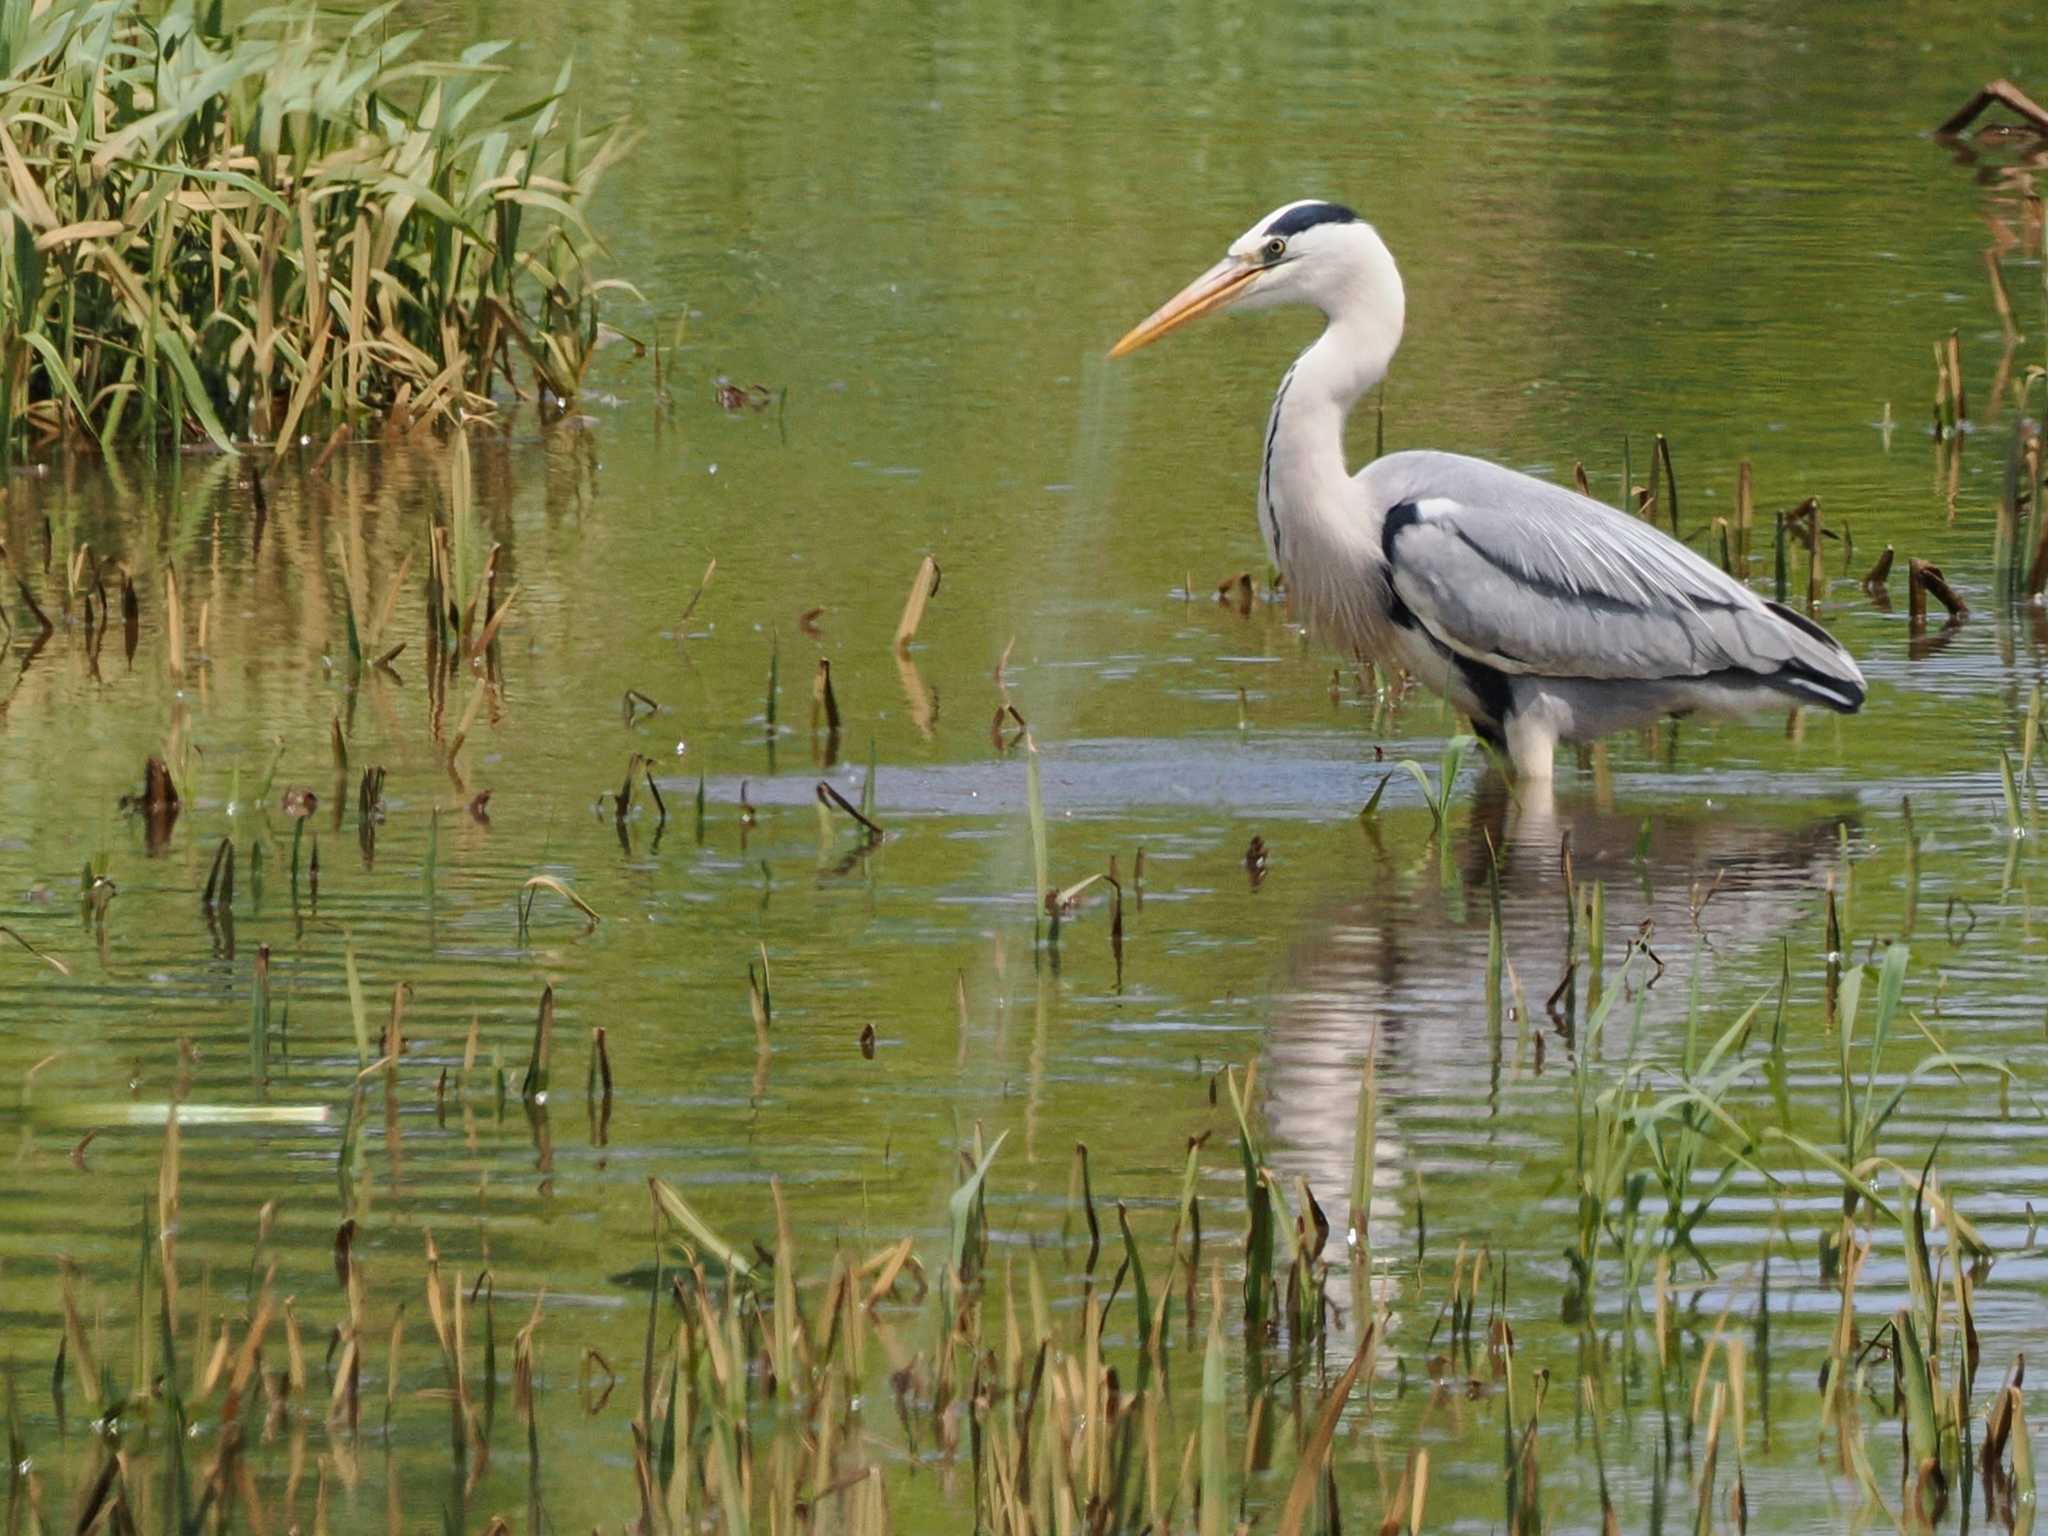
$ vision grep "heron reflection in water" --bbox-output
[1254,787,1857,1264]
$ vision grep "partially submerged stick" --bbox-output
[1936,77,2048,137]
[894,555,940,650]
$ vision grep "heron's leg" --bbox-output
[1504,711,1557,782]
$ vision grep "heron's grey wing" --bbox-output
[1362,451,1862,695]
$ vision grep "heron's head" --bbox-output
[1109,200,1387,359]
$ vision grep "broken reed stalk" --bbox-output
[1937,76,2048,136]
[894,555,940,650]
[1736,461,1753,565]
[519,876,601,932]
[816,781,882,840]
[1653,433,1679,538]
[1907,559,1969,631]
[1864,545,1895,590]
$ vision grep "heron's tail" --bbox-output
[1760,601,1865,714]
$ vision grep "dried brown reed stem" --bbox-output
[894,554,940,650]
[1934,343,1956,439]
[816,781,882,839]
[0,924,69,975]
[1274,1325,1376,1536]
[812,658,841,734]
[1908,559,1969,631]
[449,676,490,770]
[677,559,717,631]
[519,985,555,1100]
[1936,77,2048,136]
[470,583,520,663]
[519,876,601,931]
[1653,433,1679,537]
[1864,546,1895,590]
[142,755,179,813]
[1730,459,1752,544]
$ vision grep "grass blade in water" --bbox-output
[1275,1326,1374,1536]
[1026,734,1049,914]
[343,935,369,1068]
[648,1178,755,1282]
[1200,1266,1227,1536]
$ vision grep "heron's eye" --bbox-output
[1262,237,1287,261]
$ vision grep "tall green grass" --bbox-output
[0,0,634,462]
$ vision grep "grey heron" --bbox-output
[1110,200,1866,781]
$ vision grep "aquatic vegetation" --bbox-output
[0,0,632,461]
[8,972,2036,1536]
[1392,732,1476,835]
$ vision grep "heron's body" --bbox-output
[1113,200,1865,780]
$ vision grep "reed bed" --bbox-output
[0,0,632,463]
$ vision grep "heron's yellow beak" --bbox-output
[1108,257,1259,359]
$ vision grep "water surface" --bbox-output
[3,1,2046,1529]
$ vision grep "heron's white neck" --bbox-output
[1257,236,1405,644]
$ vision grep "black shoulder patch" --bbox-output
[1382,500,1421,629]
[1382,499,1421,560]
[1264,201,1360,238]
